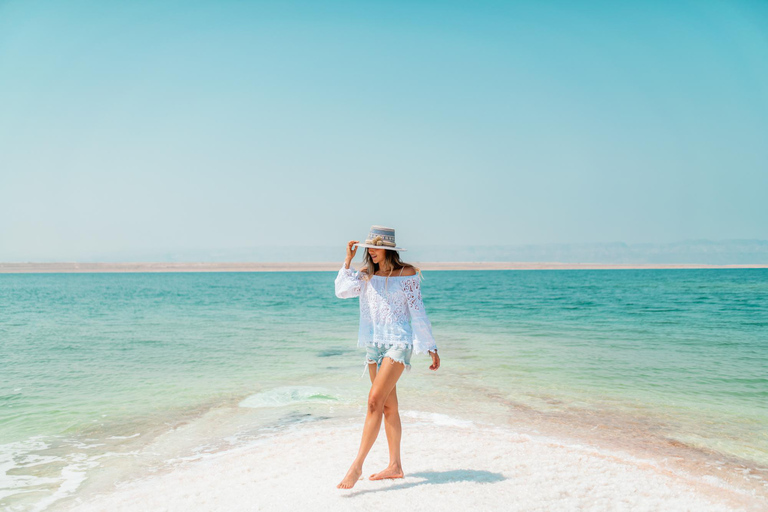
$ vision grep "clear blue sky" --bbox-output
[1,0,766,261]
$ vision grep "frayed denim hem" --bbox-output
[360,356,412,378]
[361,343,413,378]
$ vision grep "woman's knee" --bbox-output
[383,394,399,417]
[367,392,387,413]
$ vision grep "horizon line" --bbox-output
[1,262,767,274]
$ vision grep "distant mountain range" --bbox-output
[35,239,767,265]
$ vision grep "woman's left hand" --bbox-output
[429,350,440,371]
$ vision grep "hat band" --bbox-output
[365,235,396,247]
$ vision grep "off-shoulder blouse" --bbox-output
[335,265,438,356]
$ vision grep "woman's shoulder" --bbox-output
[398,265,417,277]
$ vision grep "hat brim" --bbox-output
[354,243,406,252]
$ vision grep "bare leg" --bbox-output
[366,363,404,480]
[337,357,405,489]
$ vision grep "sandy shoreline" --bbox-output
[1,262,767,273]
[53,413,763,512]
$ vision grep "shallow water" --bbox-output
[1,269,766,510]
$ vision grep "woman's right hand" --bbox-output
[429,350,440,371]
[345,240,359,265]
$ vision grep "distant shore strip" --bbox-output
[1,262,767,273]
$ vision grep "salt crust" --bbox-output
[56,412,757,512]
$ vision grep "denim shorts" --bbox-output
[362,344,413,377]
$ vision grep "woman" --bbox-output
[334,225,440,489]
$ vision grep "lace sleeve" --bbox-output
[335,265,362,298]
[401,277,438,355]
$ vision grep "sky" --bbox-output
[1,0,766,261]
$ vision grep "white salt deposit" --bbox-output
[55,411,756,512]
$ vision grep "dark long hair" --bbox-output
[360,249,422,290]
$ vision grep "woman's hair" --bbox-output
[360,249,421,286]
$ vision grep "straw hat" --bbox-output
[354,225,407,251]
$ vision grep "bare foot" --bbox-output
[369,465,404,480]
[336,465,363,489]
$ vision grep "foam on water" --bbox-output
[238,386,343,409]
[105,434,140,440]
[401,410,476,428]
[0,436,106,512]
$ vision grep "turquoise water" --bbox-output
[1,269,767,510]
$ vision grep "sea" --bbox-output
[1,269,766,511]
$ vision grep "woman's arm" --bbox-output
[402,278,439,357]
[335,240,363,298]
[335,265,363,298]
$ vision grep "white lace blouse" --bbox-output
[335,265,438,355]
